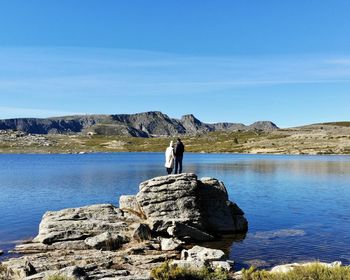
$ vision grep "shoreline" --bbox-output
[0,151,350,156]
[2,124,350,155]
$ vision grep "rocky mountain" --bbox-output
[0,111,279,137]
[179,114,213,134]
[248,121,279,131]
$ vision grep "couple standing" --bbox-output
[165,138,184,174]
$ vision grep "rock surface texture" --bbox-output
[2,173,248,279]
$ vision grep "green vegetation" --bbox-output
[150,262,350,280]
[1,124,350,154]
[242,263,350,280]
[151,261,230,280]
[2,261,350,280]
[0,130,266,154]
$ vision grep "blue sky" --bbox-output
[1,1,350,127]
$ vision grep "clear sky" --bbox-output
[1,0,350,127]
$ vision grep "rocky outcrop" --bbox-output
[136,174,203,233]
[198,177,247,232]
[135,174,247,240]
[248,121,279,131]
[212,122,246,131]
[33,204,139,245]
[2,174,248,279]
[0,111,279,137]
[179,114,213,134]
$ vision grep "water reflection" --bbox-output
[188,159,350,177]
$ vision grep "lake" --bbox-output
[1,153,350,268]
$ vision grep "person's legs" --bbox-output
[174,157,179,174]
[166,168,172,174]
[178,156,183,173]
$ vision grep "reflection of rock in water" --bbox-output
[206,159,350,177]
[200,233,247,255]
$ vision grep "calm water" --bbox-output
[1,153,350,268]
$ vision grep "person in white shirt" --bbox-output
[164,141,175,174]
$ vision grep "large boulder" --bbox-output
[198,177,248,232]
[32,174,247,247]
[136,174,203,231]
[34,204,136,245]
[136,173,248,237]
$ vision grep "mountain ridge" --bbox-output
[0,111,279,137]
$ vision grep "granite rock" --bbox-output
[34,204,135,245]
[4,173,249,279]
[84,232,128,250]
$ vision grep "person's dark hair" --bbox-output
[177,138,181,141]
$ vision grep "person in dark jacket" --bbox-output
[174,138,185,174]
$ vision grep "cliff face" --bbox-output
[0,111,279,137]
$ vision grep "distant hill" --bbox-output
[318,122,350,127]
[0,111,279,137]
